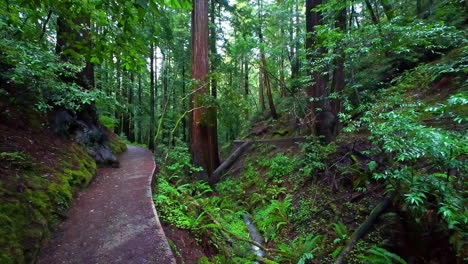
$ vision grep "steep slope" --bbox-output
[0,98,126,263]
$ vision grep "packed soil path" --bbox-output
[37,145,175,264]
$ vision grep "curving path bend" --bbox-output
[38,145,175,264]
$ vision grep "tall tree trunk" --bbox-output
[259,67,265,111]
[210,0,218,98]
[149,43,156,150]
[305,0,333,142]
[330,4,347,138]
[161,51,167,110]
[258,28,278,119]
[240,57,245,94]
[244,58,249,95]
[137,73,143,144]
[191,0,220,183]
[280,53,286,97]
[115,58,122,135]
[379,0,394,20]
[123,71,130,139]
[209,0,220,156]
[161,55,169,144]
[290,0,301,89]
[364,0,380,24]
[56,12,97,127]
[128,72,135,142]
[182,62,187,142]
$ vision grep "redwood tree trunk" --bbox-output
[191,0,220,183]
[305,0,334,142]
[330,4,347,138]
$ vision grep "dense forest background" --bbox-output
[0,0,466,263]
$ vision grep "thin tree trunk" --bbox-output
[259,67,265,111]
[351,4,361,28]
[182,62,187,142]
[364,0,380,24]
[244,58,249,95]
[123,71,130,139]
[280,53,286,97]
[149,43,156,150]
[191,0,220,183]
[128,72,135,142]
[137,73,143,143]
[330,4,346,138]
[240,57,245,94]
[258,24,278,119]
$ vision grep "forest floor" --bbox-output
[36,145,175,264]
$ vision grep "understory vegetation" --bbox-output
[154,44,467,264]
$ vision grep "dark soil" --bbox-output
[161,222,209,264]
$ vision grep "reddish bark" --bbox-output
[305,0,334,142]
[190,0,220,183]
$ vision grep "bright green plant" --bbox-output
[276,234,323,264]
[329,222,348,259]
[298,139,336,178]
[358,246,407,264]
[0,152,33,169]
[254,196,292,242]
[259,153,297,183]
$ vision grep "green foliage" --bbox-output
[0,38,105,112]
[351,50,468,255]
[298,139,336,178]
[276,234,323,264]
[358,246,407,264]
[258,153,298,183]
[99,116,117,130]
[253,196,292,242]
[0,152,33,169]
[157,145,203,179]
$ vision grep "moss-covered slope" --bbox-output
[0,101,125,263]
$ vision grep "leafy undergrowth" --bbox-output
[0,100,126,263]
[154,46,466,264]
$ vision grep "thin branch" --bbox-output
[39,9,53,41]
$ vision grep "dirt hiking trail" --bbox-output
[37,145,175,264]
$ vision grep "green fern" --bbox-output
[358,246,407,264]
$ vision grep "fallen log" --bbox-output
[334,192,396,264]
[211,141,253,184]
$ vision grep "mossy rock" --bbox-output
[108,134,127,156]
[0,144,97,263]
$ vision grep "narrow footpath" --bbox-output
[37,146,175,264]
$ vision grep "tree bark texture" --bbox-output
[305,0,334,142]
[191,0,220,183]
